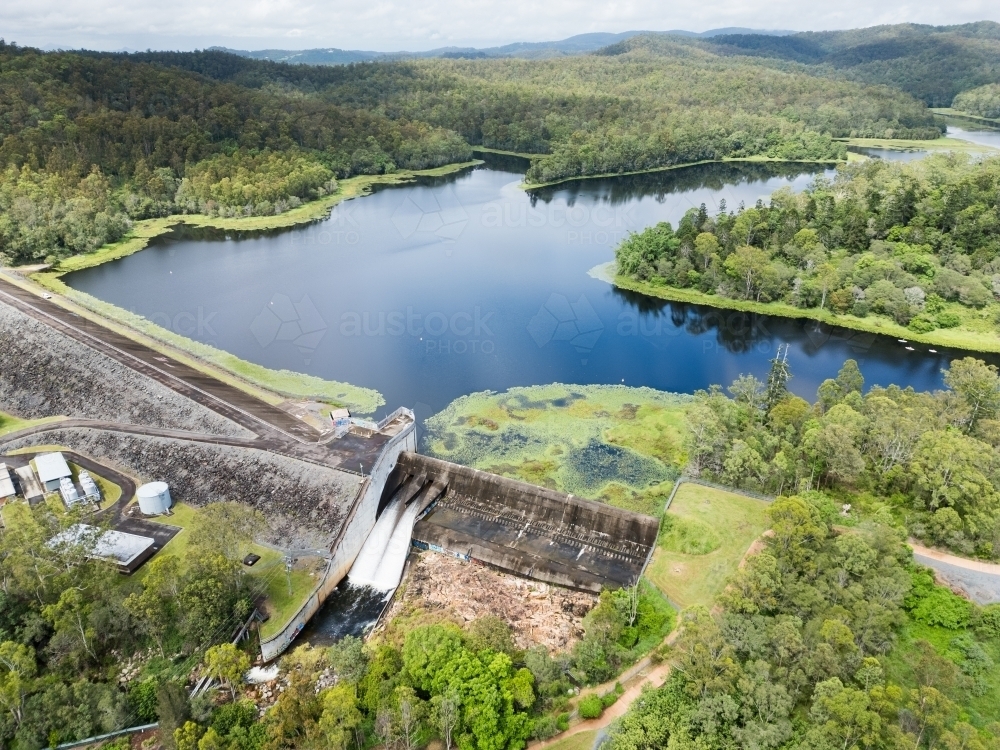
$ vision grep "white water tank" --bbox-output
[137,481,172,515]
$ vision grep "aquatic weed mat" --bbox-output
[423,384,692,508]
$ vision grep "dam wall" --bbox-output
[404,453,659,593]
[259,409,417,661]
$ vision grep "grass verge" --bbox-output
[609,271,1000,354]
[645,483,769,609]
[0,411,65,438]
[147,503,319,639]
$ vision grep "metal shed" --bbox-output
[34,452,72,492]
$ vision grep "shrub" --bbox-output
[908,314,937,333]
[531,715,560,740]
[911,587,974,629]
[578,694,604,719]
[936,311,962,328]
[602,683,624,708]
[126,680,159,723]
[557,712,571,731]
[975,604,1000,640]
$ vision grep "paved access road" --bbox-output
[0,276,321,443]
[910,540,1000,605]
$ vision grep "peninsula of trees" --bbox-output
[614,153,1000,348]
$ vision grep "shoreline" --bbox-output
[930,108,1000,128]
[591,263,1000,355]
[9,161,486,415]
[39,160,483,278]
[520,155,843,190]
[471,145,544,159]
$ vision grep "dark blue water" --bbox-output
[66,158,988,419]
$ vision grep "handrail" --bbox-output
[377,406,413,431]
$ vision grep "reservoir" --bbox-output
[66,156,997,421]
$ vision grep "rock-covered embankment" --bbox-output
[0,300,252,437]
[0,428,360,549]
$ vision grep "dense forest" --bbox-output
[607,493,1000,750]
[686,355,1000,558]
[697,21,1000,107]
[0,35,943,264]
[0,42,471,264]
[615,153,1000,336]
[313,37,938,183]
[0,501,264,748]
[0,483,672,748]
[954,84,1000,120]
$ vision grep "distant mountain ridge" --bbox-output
[696,21,1000,106]
[211,27,795,65]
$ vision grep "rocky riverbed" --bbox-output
[384,551,598,652]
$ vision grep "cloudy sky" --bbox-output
[3,0,998,52]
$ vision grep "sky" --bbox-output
[2,0,998,52]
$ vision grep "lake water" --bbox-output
[66,156,995,423]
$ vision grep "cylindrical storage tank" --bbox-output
[137,481,172,515]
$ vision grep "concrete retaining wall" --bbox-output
[259,411,416,661]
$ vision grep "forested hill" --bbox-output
[312,39,938,184]
[0,42,472,265]
[696,21,1000,106]
[0,38,939,264]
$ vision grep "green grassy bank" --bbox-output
[601,265,1000,354]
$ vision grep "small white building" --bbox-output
[0,464,15,500]
[34,453,72,492]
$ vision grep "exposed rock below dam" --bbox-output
[0,299,252,437]
[0,427,361,549]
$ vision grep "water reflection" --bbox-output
[65,159,993,419]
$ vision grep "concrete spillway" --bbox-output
[392,453,659,593]
[345,471,446,591]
